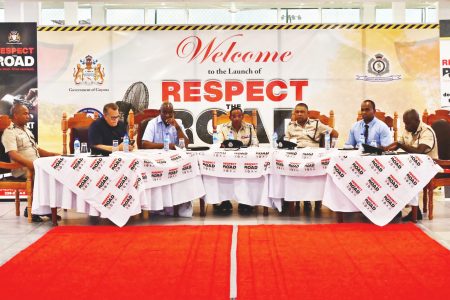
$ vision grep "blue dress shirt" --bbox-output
[142,115,186,144]
[346,117,393,147]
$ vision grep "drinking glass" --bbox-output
[178,138,186,150]
[112,140,119,152]
[80,142,88,154]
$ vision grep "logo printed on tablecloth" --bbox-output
[389,156,404,170]
[121,193,135,209]
[338,155,349,161]
[385,174,401,191]
[404,171,419,187]
[141,172,148,182]
[382,193,397,209]
[363,196,378,212]
[332,164,347,179]
[264,161,271,171]
[95,174,111,190]
[109,158,124,171]
[115,175,129,190]
[347,180,362,195]
[304,162,315,172]
[76,174,92,190]
[288,162,300,171]
[182,162,193,174]
[70,158,86,171]
[234,151,248,159]
[202,160,216,171]
[51,158,66,171]
[244,162,258,173]
[151,170,163,181]
[155,158,167,165]
[285,151,298,158]
[223,162,237,173]
[170,154,182,161]
[133,177,142,189]
[366,177,382,193]
[213,151,227,158]
[276,159,284,169]
[90,158,105,171]
[102,193,116,209]
[143,159,154,168]
[128,159,139,171]
[408,155,423,168]
[321,158,330,169]
[351,161,366,176]
[256,151,270,159]
[168,167,179,178]
[370,158,385,174]
[302,152,314,159]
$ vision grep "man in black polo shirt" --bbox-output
[88,103,134,154]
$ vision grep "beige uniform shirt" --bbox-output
[286,119,332,148]
[218,121,259,147]
[1,123,39,177]
[399,122,438,159]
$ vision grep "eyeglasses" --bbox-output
[108,115,120,120]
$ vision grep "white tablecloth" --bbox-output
[32,150,205,226]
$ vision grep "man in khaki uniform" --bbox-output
[2,104,59,221]
[216,107,258,215]
[286,103,338,148]
[218,107,258,147]
[385,109,438,221]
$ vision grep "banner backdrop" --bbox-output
[37,24,440,151]
[0,22,37,199]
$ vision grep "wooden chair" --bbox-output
[134,109,160,148]
[357,110,398,141]
[0,115,33,223]
[61,112,98,155]
[422,119,450,220]
[422,109,450,125]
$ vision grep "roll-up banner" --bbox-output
[34,24,440,152]
[0,22,37,199]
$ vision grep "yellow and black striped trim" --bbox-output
[37,23,438,32]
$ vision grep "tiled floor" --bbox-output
[1,190,449,266]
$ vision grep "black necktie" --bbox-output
[364,124,369,144]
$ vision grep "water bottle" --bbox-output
[324,130,331,150]
[228,131,234,140]
[272,132,278,148]
[212,132,219,144]
[74,138,80,156]
[123,134,129,152]
[163,132,170,151]
[358,133,365,151]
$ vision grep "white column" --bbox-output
[439,2,450,20]
[392,2,406,23]
[91,3,105,25]
[64,2,78,25]
[23,2,41,23]
[362,2,376,24]
[4,0,23,22]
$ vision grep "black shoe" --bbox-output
[315,201,322,210]
[402,209,423,222]
[213,201,233,215]
[304,201,312,211]
[238,203,253,215]
[23,207,43,222]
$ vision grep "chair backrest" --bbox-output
[431,119,450,160]
[422,109,450,125]
[291,110,335,128]
[357,110,398,141]
[133,109,160,148]
[0,115,12,172]
[61,112,98,155]
[212,109,257,133]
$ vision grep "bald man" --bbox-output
[385,109,438,221]
[142,102,190,150]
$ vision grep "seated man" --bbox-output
[88,103,134,153]
[346,99,392,148]
[216,107,259,215]
[285,103,339,210]
[142,102,189,150]
[385,109,438,221]
[286,103,338,147]
[1,104,59,222]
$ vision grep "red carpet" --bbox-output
[237,224,450,300]
[0,226,232,300]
